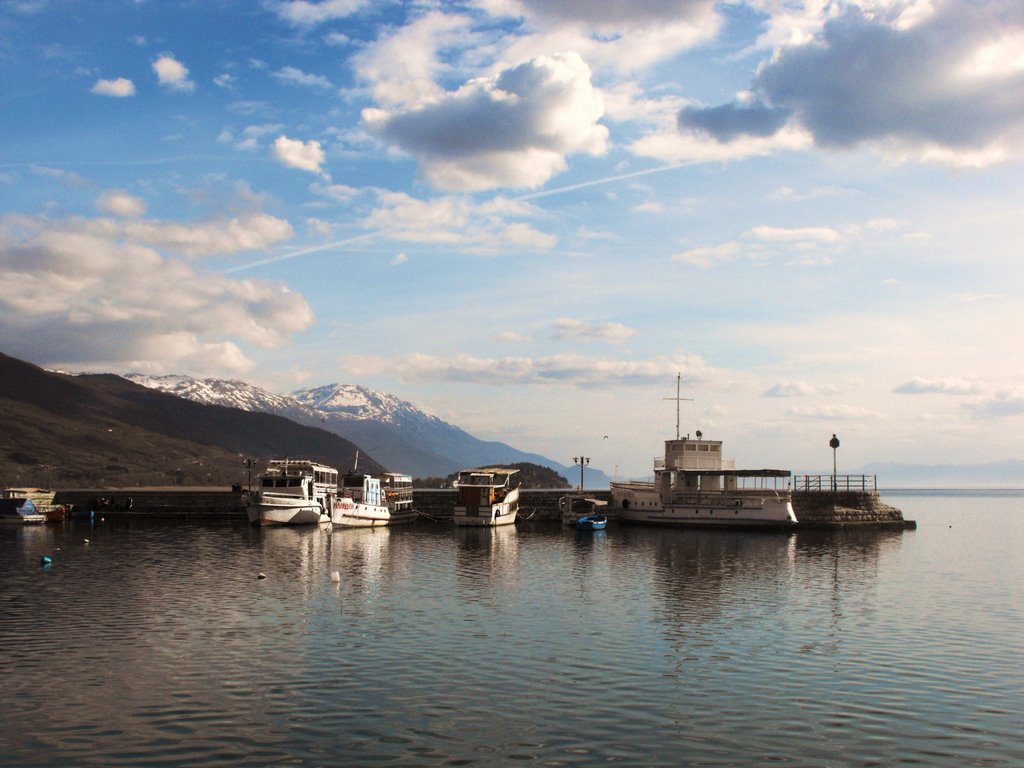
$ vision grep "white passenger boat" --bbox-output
[610,379,796,528]
[452,467,520,527]
[246,459,338,526]
[332,471,416,528]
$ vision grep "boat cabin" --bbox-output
[455,468,520,507]
[259,460,338,499]
[657,437,790,497]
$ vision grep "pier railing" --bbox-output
[794,475,877,492]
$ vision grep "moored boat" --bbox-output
[0,497,46,525]
[575,513,607,531]
[559,493,607,526]
[332,471,415,528]
[610,378,796,529]
[246,459,338,526]
[452,467,520,527]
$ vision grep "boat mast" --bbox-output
[664,373,693,440]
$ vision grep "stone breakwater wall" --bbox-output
[792,491,914,528]
[53,488,247,517]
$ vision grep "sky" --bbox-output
[2,0,1023,479]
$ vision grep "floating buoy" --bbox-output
[40,555,52,566]
[257,572,267,580]
[330,571,341,582]
[84,539,90,544]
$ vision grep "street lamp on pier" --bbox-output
[573,456,590,492]
[829,434,840,492]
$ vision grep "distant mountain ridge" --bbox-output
[125,374,605,484]
[856,459,1024,488]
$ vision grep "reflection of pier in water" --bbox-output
[257,522,333,598]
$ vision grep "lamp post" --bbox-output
[573,456,590,492]
[243,458,256,494]
[829,434,840,492]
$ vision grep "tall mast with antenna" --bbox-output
[664,372,693,440]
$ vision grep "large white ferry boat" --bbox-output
[332,470,416,528]
[610,380,796,529]
[246,459,338,526]
[452,467,520,527]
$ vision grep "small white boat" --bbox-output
[610,377,796,529]
[246,459,338,526]
[332,471,416,528]
[0,497,46,524]
[452,467,520,527]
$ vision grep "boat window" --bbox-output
[288,478,301,487]
[698,444,709,451]
[685,444,697,451]
[261,478,274,487]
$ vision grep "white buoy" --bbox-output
[257,572,267,580]
[330,571,341,582]
[84,539,90,544]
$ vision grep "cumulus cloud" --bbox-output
[964,388,1024,418]
[487,0,722,75]
[672,241,741,268]
[363,52,609,191]
[785,404,879,420]
[751,226,842,243]
[363,191,556,253]
[273,66,332,89]
[762,381,830,398]
[96,190,146,218]
[275,0,369,26]
[678,1,1024,165]
[343,351,710,387]
[91,77,135,97]
[273,135,326,174]
[152,54,194,92]
[552,318,635,344]
[0,213,313,374]
[894,376,985,395]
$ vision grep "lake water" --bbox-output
[2,490,1022,767]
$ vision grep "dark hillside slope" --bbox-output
[0,352,381,487]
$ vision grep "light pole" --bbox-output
[573,456,590,492]
[829,434,840,492]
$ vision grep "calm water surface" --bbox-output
[2,491,1022,766]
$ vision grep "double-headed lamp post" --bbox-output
[573,456,590,492]
[829,434,840,492]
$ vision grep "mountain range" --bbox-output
[0,352,378,488]
[124,373,605,485]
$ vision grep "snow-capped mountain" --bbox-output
[123,374,601,483]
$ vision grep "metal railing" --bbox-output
[793,475,877,492]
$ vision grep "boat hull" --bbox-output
[575,514,607,531]
[246,502,327,527]
[331,501,416,528]
[611,482,796,528]
[0,514,46,525]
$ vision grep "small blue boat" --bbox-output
[575,514,607,531]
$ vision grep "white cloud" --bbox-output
[0,213,313,374]
[552,318,635,344]
[273,66,332,89]
[894,376,985,395]
[344,351,710,387]
[363,191,556,253]
[672,241,741,268]
[751,226,842,243]
[96,190,146,218]
[91,77,135,97]
[680,1,1024,166]
[762,381,832,398]
[152,54,194,92]
[273,135,326,174]
[363,52,609,191]
[390,252,407,266]
[275,0,369,26]
[964,388,1024,418]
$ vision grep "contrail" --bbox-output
[514,161,694,202]
[223,232,381,273]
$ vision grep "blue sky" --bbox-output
[2,0,1022,478]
